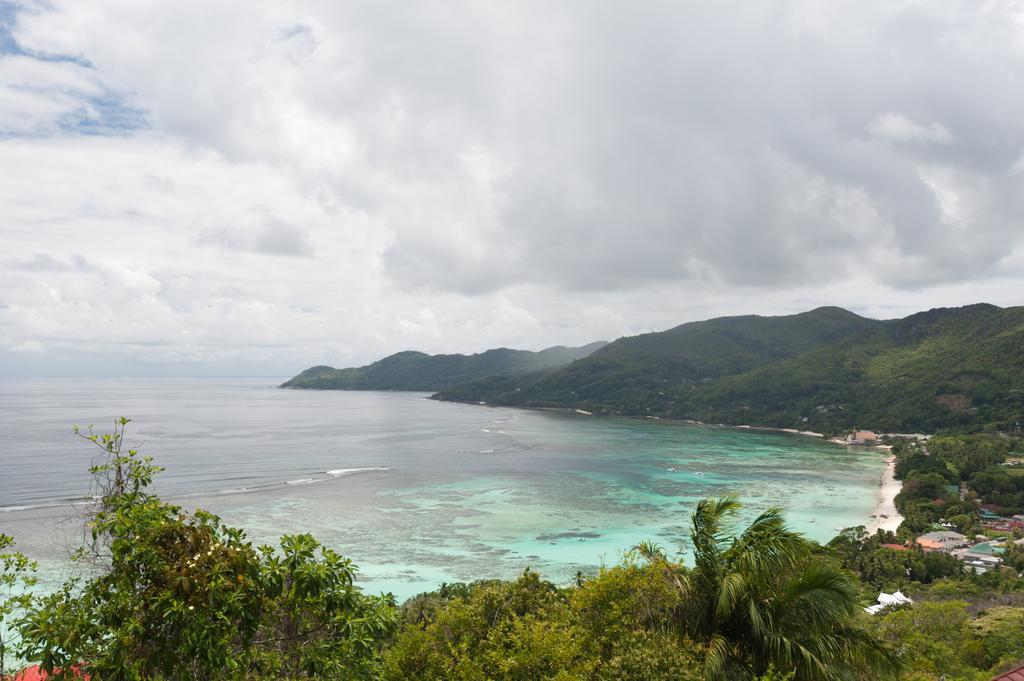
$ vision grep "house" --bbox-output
[846,430,878,445]
[915,530,968,552]
[980,507,1005,520]
[953,550,1003,573]
[969,541,1006,556]
[952,542,1006,573]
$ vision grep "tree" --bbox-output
[870,600,985,680]
[17,419,396,679]
[248,534,396,679]
[380,569,597,681]
[895,473,950,509]
[382,564,704,681]
[670,496,899,680]
[1,534,37,678]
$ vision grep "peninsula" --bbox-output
[281,341,607,392]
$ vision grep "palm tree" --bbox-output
[643,496,899,680]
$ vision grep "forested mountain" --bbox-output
[281,341,608,391]
[435,304,1024,434]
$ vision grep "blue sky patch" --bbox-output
[0,0,147,136]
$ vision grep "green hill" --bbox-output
[281,341,608,391]
[434,304,1024,434]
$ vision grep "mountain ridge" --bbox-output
[281,341,608,392]
[433,304,1024,434]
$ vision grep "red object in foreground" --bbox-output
[992,662,1024,681]
[9,665,88,681]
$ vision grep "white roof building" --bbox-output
[865,591,913,615]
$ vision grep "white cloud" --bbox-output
[0,54,109,134]
[870,112,954,145]
[1,1,1023,375]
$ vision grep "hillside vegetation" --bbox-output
[435,304,1024,434]
[282,342,607,391]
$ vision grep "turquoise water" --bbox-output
[0,378,887,601]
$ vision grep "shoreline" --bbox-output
[466,401,905,533]
[867,455,903,533]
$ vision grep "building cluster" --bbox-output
[914,523,1024,573]
[845,430,878,445]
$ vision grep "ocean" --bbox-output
[0,377,886,600]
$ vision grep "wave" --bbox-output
[325,466,390,477]
[1,502,61,513]
[2,467,391,511]
[0,498,97,513]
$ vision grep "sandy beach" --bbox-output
[868,455,903,533]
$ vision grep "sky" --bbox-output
[1,0,1023,377]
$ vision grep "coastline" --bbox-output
[452,400,905,534]
[867,455,903,533]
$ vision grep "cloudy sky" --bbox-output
[2,0,1023,377]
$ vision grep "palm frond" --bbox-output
[702,632,732,681]
[714,570,748,621]
[727,510,810,583]
[631,540,667,564]
[679,496,899,681]
[691,496,741,579]
[775,563,857,632]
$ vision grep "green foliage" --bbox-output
[381,565,704,681]
[281,342,607,391]
[895,472,953,508]
[1,534,37,678]
[886,435,1024,534]
[570,561,701,680]
[247,534,397,679]
[383,499,896,681]
[437,304,1024,433]
[16,419,396,680]
[387,562,704,680]
[380,569,600,681]
[870,601,987,681]
[826,516,1024,680]
[826,527,964,592]
[674,497,898,680]
[970,606,1024,672]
